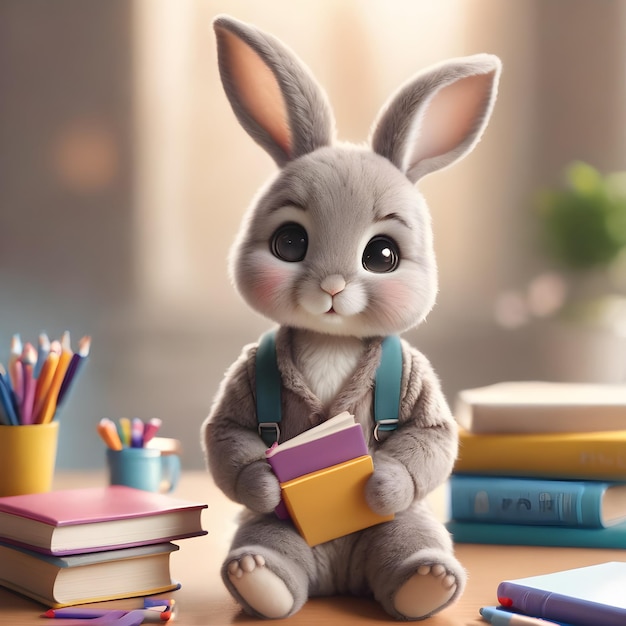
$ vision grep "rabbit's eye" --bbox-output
[270,223,308,262]
[362,236,400,273]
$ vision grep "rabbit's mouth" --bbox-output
[325,307,337,315]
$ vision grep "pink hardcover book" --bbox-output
[266,423,369,482]
[265,413,369,483]
[0,486,207,555]
[265,412,370,519]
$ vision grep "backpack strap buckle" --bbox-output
[373,335,402,441]
[255,330,282,446]
[373,419,399,442]
[258,422,281,447]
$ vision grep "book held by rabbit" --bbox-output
[281,455,394,546]
[265,411,367,482]
[265,412,392,545]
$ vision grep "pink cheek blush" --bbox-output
[376,279,415,308]
[250,264,291,307]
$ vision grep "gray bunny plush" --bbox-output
[202,15,500,621]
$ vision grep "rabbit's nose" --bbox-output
[321,275,346,296]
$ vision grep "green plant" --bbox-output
[537,162,626,271]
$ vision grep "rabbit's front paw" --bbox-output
[365,458,414,516]
[236,461,281,513]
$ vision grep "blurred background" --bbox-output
[2,0,626,470]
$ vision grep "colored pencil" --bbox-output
[142,418,162,445]
[19,343,37,425]
[97,418,124,451]
[118,417,131,447]
[38,331,73,424]
[32,341,61,424]
[131,417,145,447]
[34,332,50,379]
[1,332,90,426]
[8,334,23,403]
[97,418,163,450]
[0,365,19,426]
[56,335,91,407]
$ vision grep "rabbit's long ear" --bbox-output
[371,54,501,183]
[214,16,334,166]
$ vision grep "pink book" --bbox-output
[266,419,369,482]
[265,412,370,519]
[0,485,207,555]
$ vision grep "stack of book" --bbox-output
[0,485,207,607]
[265,411,393,546]
[446,381,626,548]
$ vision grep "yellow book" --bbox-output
[280,455,393,546]
[455,428,626,480]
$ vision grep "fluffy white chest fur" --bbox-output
[292,332,364,407]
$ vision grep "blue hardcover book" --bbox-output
[449,475,626,528]
[497,562,626,626]
[446,519,626,548]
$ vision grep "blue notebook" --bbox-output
[497,561,626,626]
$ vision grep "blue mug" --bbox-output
[106,446,180,493]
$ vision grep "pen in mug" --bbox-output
[142,418,162,446]
[97,418,124,451]
[131,417,145,447]
[97,417,163,449]
[118,417,131,447]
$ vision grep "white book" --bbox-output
[455,381,626,434]
[265,411,355,457]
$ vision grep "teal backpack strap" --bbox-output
[255,330,282,446]
[255,331,402,446]
[373,335,402,441]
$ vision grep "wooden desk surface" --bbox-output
[3,471,624,625]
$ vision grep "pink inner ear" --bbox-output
[219,28,293,158]
[408,72,492,168]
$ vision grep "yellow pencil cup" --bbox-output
[0,422,59,497]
